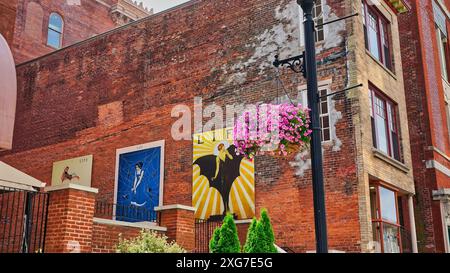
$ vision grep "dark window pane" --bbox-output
[321,101,328,114]
[323,128,330,141]
[392,131,400,161]
[371,117,377,148]
[322,116,330,128]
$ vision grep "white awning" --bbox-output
[0,161,46,192]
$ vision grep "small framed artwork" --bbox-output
[114,140,165,223]
[51,155,93,187]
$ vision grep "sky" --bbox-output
[138,0,191,13]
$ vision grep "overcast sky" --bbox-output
[138,0,191,13]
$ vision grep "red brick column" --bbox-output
[44,183,98,253]
[155,205,195,252]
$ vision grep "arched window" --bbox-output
[47,13,63,49]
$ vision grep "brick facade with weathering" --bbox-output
[0,0,18,45]
[10,0,151,64]
[0,0,416,252]
[399,0,450,253]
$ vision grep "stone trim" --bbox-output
[433,189,450,201]
[154,204,196,212]
[93,218,167,232]
[45,183,99,194]
[372,148,410,173]
[426,146,450,161]
[426,160,450,177]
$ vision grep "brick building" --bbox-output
[0,0,152,64]
[399,0,450,253]
[0,0,420,253]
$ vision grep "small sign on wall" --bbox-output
[51,155,93,187]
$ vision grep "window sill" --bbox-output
[365,50,397,80]
[372,148,409,173]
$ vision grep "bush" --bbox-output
[116,230,186,253]
[209,227,221,253]
[243,217,258,253]
[243,209,277,253]
[259,209,277,253]
[210,214,241,253]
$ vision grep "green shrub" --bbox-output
[243,209,277,253]
[259,209,277,253]
[116,230,186,253]
[243,217,258,253]
[209,227,221,253]
[210,214,241,253]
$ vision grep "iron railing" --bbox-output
[94,201,157,223]
[0,186,49,253]
[194,218,223,253]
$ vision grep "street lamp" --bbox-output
[298,0,328,253]
[274,0,360,254]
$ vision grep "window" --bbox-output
[299,86,331,142]
[369,86,401,161]
[370,184,402,253]
[434,1,449,81]
[319,89,331,142]
[299,0,325,46]
[362,1,392,70]
[313,0,324,43]
[47,13,63,49]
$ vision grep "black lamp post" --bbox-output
[298,0,328,253]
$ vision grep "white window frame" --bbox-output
[299,0,326,47]
[297,79,333,143]
[113,140,165,221]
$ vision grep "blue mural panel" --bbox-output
[116,146,161,222]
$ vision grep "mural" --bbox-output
[193,128,255,220]
[116,144,162,222]
[51,155,93,187]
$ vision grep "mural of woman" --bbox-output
[131,162,147,207]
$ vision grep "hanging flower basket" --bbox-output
[233,103,312,159]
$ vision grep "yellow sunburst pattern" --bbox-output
[193,128,255,220]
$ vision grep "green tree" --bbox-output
[209,227,221,253]
[243,217,258,253]
[215,214,241,253]
[259,209,277,253]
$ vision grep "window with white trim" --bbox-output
[362,0,393,71]
[433,1,449,81]
[298,86,331,142]
[313,0,324,43]
[299,0,325,46]
[369,85,401,161]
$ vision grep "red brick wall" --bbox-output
[11,0,117,63]
[399,0,450,253]
[91,222,143,253]
[0,0,17,45]
[1,0,362,252]
[160,209,195,252]
[44,188,96,253]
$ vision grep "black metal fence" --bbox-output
[194,218,223,253]
[94,201,157,223]
[0,186,49,253]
